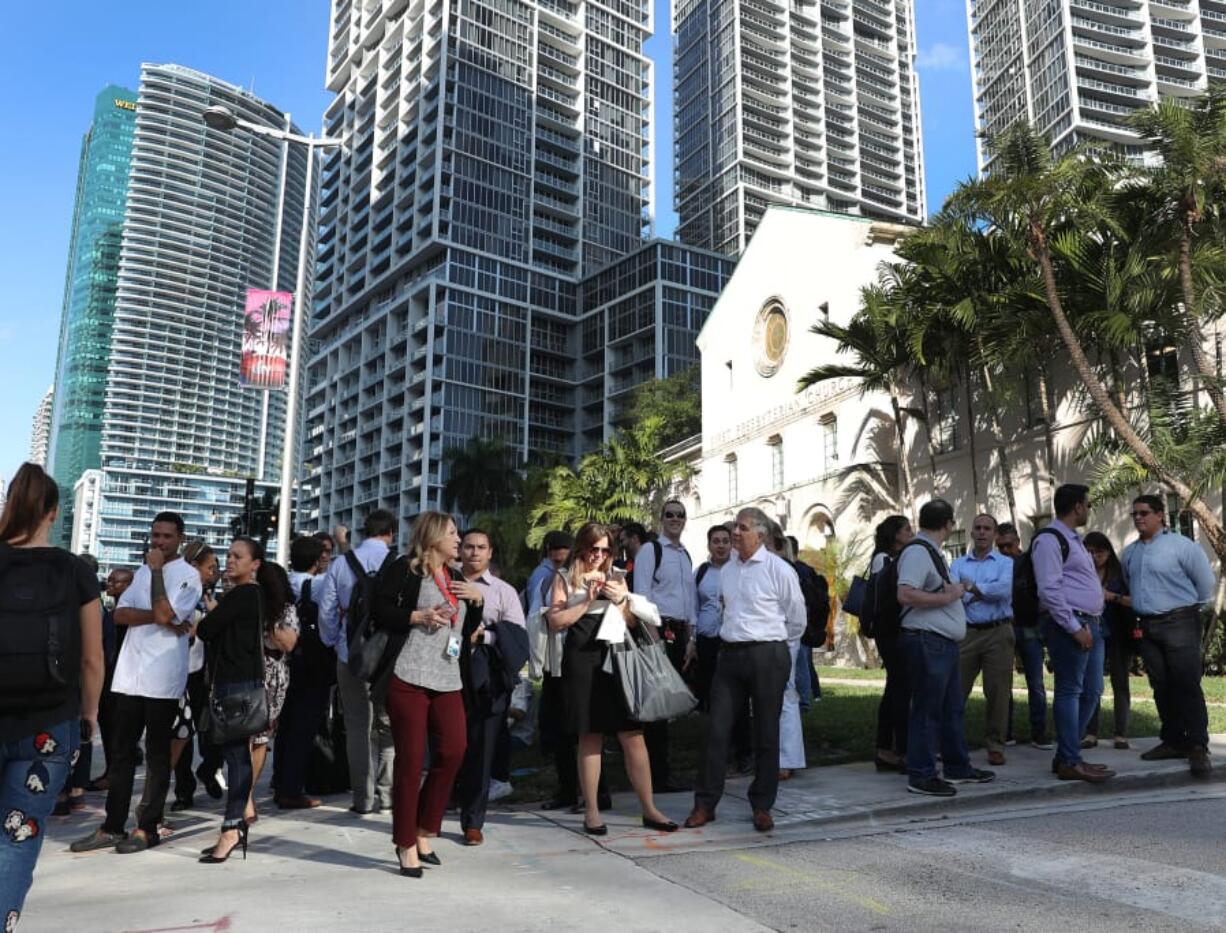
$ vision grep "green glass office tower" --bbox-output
[48,85,137,542]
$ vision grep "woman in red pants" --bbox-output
[371,511,483,877]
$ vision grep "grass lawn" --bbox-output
[503,673,1226,805]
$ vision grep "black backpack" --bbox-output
[293,579,336,684]
[632,539,690,591]
[695,561,711,588]
[343,550,395,679]
[0,544,78,714]
[1011,527,1069,627]
[860,539,950,639]
[793,561,831,648]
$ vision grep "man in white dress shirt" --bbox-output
[71,512,202,854]
[633,499,697,794]
[686,507,806,833]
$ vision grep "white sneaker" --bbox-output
[488,779,513,802]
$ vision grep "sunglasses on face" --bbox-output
[663,510,685,519]
[587,547,611,556]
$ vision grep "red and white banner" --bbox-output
[240,289,292,389]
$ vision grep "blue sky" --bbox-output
[0,0,976,489]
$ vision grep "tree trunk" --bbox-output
[979,362,1018,526]
[1178,225,1226,425]
[1036,363,1057,513]
[888,385,915,516]
[917,371,940,488]
[1034,234,1226,561]
[962,362,982,511]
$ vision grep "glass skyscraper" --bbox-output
[968,0,1226,170]
[78,64,310,567]
[305,0,732,531]
[47,86,137,541]
[672,0,926,256]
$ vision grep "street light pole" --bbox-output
[202,106,342,565]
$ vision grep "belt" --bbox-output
[660,617,688,626]
[967,619,1011,630]
[719,639,785,649]
[1138,605,1200,623]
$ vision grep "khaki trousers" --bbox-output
[960,623,1015,754]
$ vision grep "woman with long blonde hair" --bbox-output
[371,511,484,877]
[547,522,678,835]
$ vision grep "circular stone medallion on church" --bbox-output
[753,297,790,377]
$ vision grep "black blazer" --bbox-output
[197,584,264,685]
[370,557,481,695]
[462,607,529,718]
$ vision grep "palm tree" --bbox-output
[441,436,520,517]
[1131,91,1226,425]
[798,276,916,514]
[952,122,1226,560]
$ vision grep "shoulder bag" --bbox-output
[611,620,697,723]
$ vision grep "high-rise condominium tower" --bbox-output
[673,0,927,256]
[307,0,733,530]
[78,64,310,567]
[30,387,55,468]
[968,0,1226,169]
[46,86,137,540]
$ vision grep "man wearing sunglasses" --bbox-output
[1122,495,1216,776]
[632,499,696,794]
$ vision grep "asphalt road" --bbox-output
[642,791,1226,932]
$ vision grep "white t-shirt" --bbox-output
[112,559,204,699]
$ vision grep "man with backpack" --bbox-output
[1034,484,1112,783]
[998,522,1051,750]
[634,500,696,794]
[317,509,397,814]
[898,499,995,797]
[273,535,331,809]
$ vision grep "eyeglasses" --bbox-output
[1131,510,1154,519]
[587,547,612,556]
[663,510,686,519]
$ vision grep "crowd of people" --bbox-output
[0,460,1219,927]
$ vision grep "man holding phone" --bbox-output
[72,512,201,854]
[632,499,696,794]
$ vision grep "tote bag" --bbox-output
[612,622,697,723]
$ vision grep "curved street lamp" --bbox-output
[202,104,343,565]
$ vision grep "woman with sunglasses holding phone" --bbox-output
[547,522,678,836]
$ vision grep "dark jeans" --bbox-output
[458,711,502,831]
[1041,615,1103,767]
[221,739,253,827]
[901,630,971,782]
[1009,623,1047,740]
[695,640,790,813]
[103,693,178,836]
[68,722,92,792]
[1087,621,1139,739]
[273,670,332,798]
[874,634,909,755]
[1138,607,1208,750]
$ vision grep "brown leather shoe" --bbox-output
[752,809,774,832]
[683,807,715,829]
[276,794,323,810]
[987,750,1006,766]
[1140,743,1188,761]
[778,769,794,781]
[464,828,484,846]
[1188,745,1211,777]
[1056,761,1114,783]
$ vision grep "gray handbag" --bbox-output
[611,622,697,723]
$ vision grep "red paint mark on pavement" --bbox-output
[127,916,233,933]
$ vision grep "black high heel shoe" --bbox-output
[419,850,441,866]
[583,821,608,836]
[199,825,247,864]
[396,846,423,878]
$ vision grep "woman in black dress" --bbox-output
[547,522,677,835]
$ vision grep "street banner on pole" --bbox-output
[240,289,293,388]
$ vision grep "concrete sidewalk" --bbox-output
[18,735,1223,932]
[541,734,1226,859]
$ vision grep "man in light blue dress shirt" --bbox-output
[1122,495,1216,776]
[951,514,1015,766]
